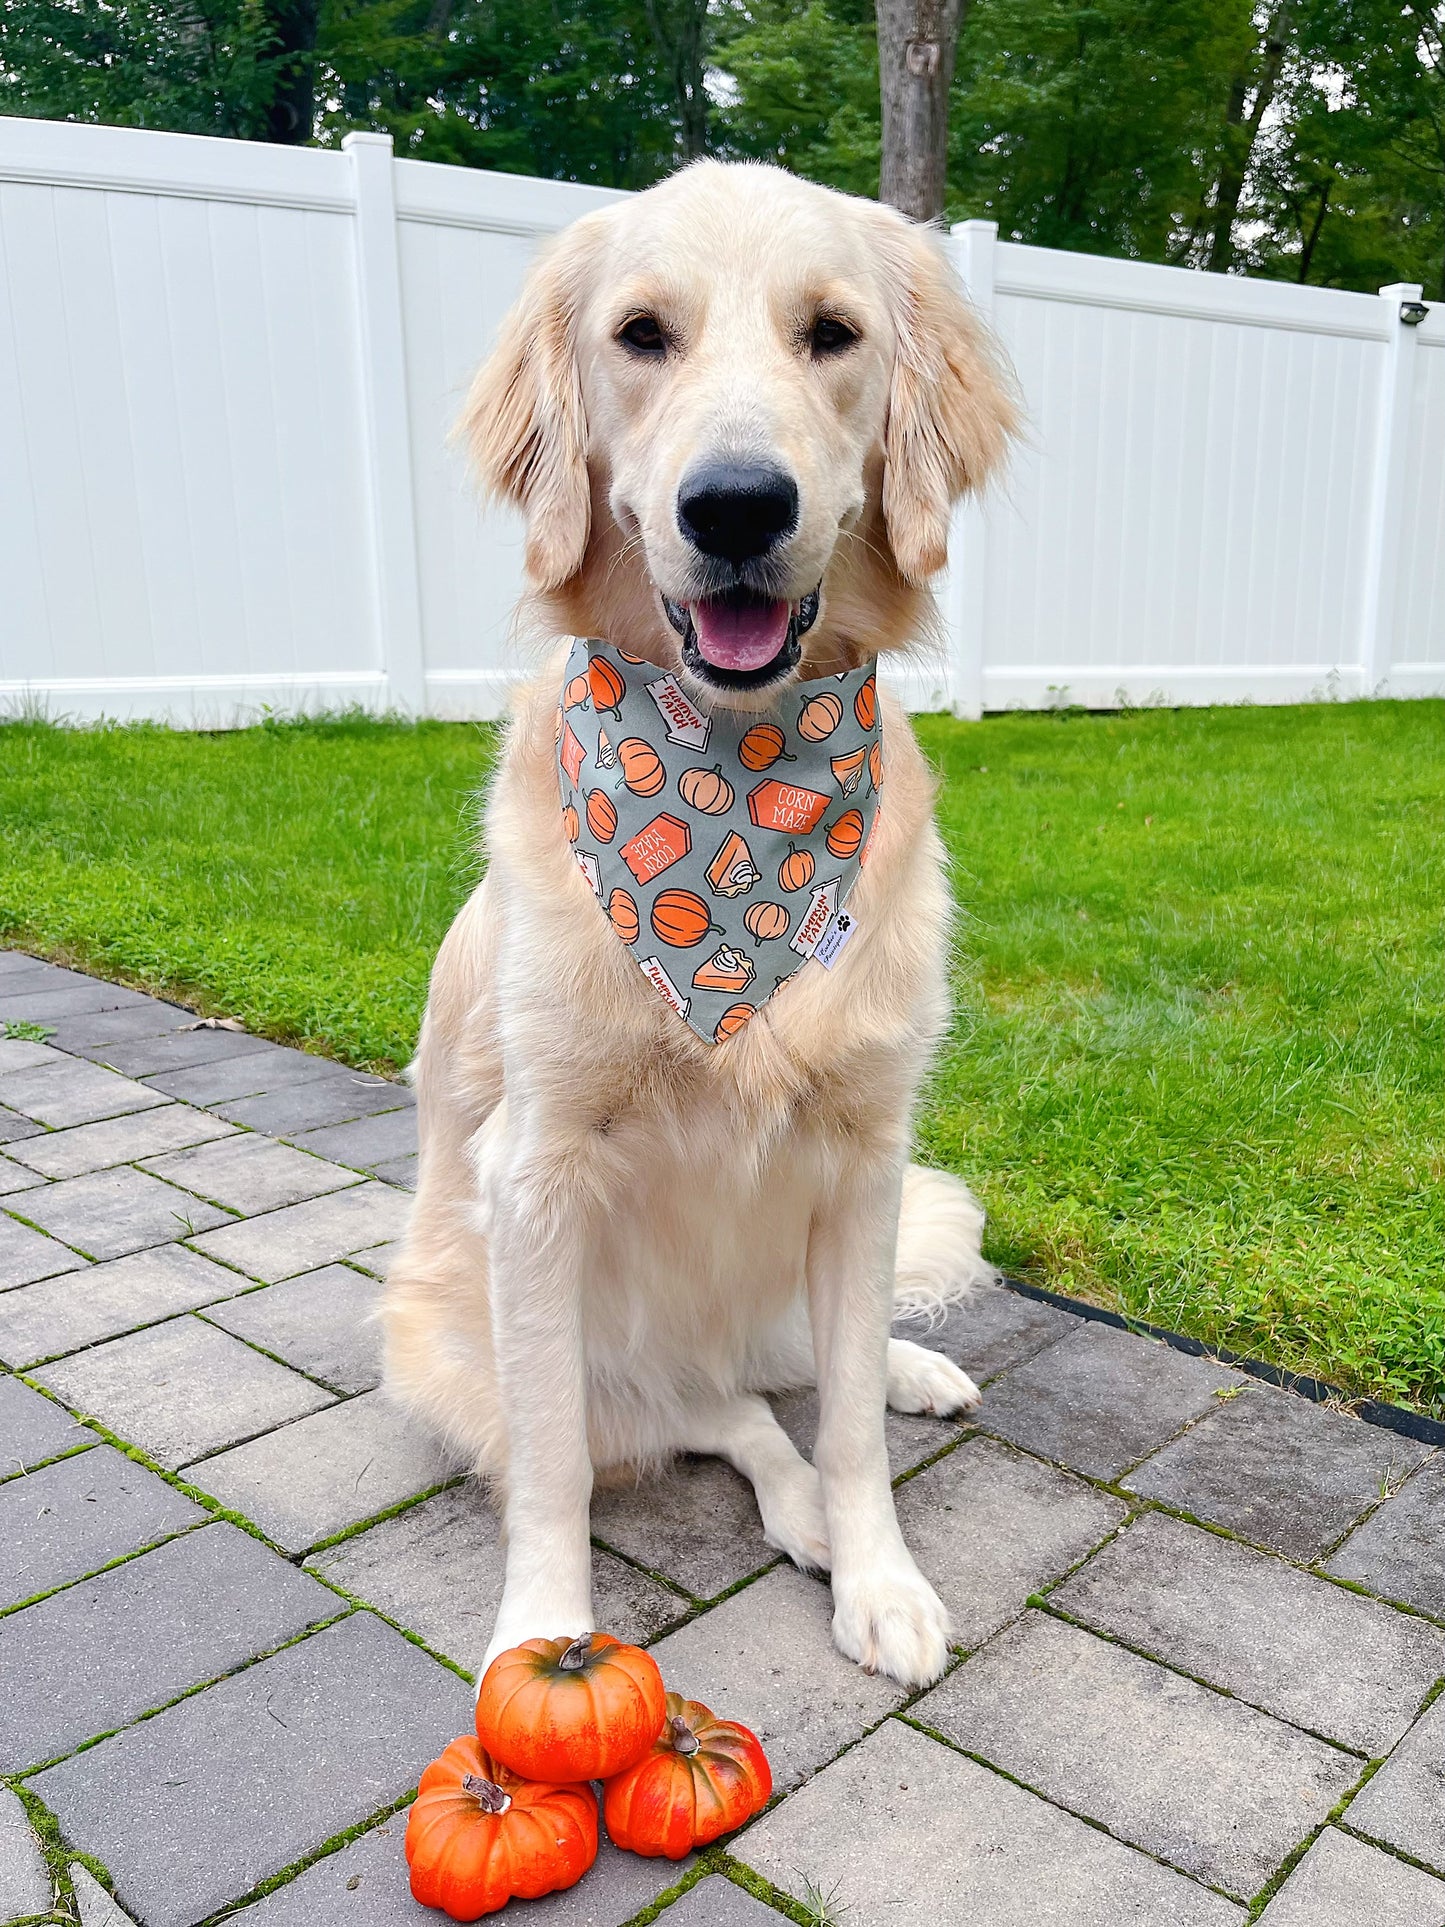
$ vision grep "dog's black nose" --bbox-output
[677,463,799,564]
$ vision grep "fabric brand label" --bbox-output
[812,908,861,970]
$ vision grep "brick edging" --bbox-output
[1000,1277,1445,1450]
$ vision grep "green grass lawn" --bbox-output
[3,702,1442,1416]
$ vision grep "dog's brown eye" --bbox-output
[811,315,858,356]
[619,315,666,356]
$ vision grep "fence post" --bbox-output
[1358,282,1424,696]
[344,131,427,714]
[945,219,998,719]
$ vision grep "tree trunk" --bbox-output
[263,0,320,144]
[1296,178,1331,282]
[876,0,964,222]
[645,0,711,161]
[1197,1,1293,272]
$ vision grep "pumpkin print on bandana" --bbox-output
[557,638,882,1044]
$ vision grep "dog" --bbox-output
[382,159,1018,1690]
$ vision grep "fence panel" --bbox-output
[0,121,383,718]
[960,234,1394,710]
[391,160,622,717]
[0,117,1441,723]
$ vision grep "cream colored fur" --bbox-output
[382,160,1016,1690]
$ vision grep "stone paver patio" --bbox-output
[1,947,1443,1926]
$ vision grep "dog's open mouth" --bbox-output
[663,588,821,689]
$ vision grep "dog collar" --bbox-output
[557,638,883,1044]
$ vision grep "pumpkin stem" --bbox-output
[461,1773,512,1815]
[558,1632,593,1672]
[669,1716,700,1757]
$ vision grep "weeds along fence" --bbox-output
[1,116,1442,724]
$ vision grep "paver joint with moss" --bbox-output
[2,699,1441,1414]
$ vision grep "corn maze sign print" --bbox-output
[556,639,883,1045]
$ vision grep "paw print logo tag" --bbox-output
[812,908,860,970]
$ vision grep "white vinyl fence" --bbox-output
[1,115,1442,724]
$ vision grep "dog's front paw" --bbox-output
[759,1463,831,1574]
[886,1338,982,1417]
[477,1602,593,1696]
[831,1560,952,1688]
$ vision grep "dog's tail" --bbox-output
[894,1163,998,1321]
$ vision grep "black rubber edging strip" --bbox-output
[999,1276,1445,1450]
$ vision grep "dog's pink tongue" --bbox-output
[690,598,790,672]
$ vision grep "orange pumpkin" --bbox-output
[563,675,591,711]
[738,723,793,772]
[586,789,618,842]
[714,1003,756,1042]
[588,658,627,719]
[476,1633,666,1783]
[797,691,843,742]
[607,887,640,945]
[743,901,790,942]
[868,739,883,792]
[650,889,718,948]
[602,1693,771,1859]
[778,844,815,893]
[405,1734,598,1920]
[615,646,650,664]
[616,738,667,797]
[854,675,878,731]
[562,804,580,844]
[826,808,865,859]
[677,764,735,815]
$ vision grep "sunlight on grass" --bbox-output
[2,700,1442,1412]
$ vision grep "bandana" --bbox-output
[556,638,883,1044]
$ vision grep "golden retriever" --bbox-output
[382,159,1018,1689]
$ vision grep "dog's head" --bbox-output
[462,161,1018,701]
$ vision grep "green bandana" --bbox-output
[556,639,883,1044]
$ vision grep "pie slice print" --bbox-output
[830,747,867,798]
[706,829,762,898]
[691,944,758,993]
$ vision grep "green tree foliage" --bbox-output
[711,0,880,195]
[1,0,1441,293]
[944,0,1244,257]
[315,0,704,184]
[1241,0,1445,296]
[0,0,278,136]
[943,0,1445,293]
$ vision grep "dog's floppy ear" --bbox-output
[458,217,602,591]
[877,213,1019,585]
